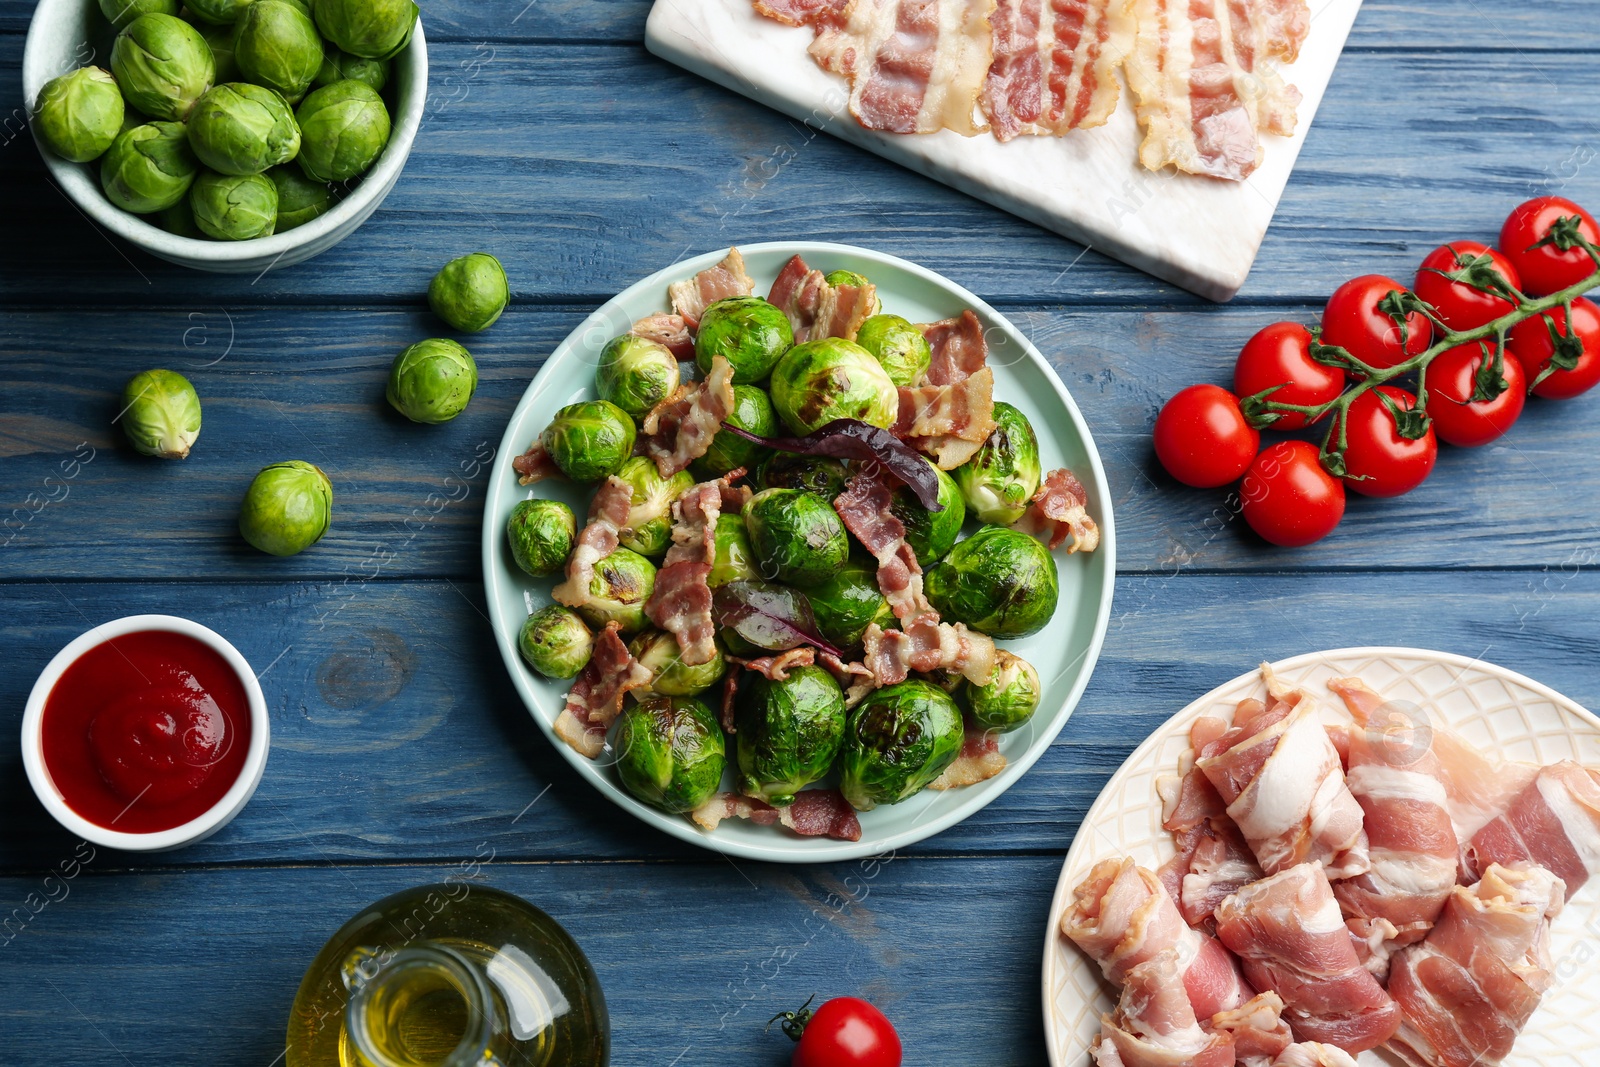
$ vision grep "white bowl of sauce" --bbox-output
[21,614,270,852]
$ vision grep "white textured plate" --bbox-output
[1041,648,1600,1067]
[482,243,1116,863]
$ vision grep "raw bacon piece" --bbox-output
[1466,761,1600,895]
[927,725,1006,790]
[982,0,1134,142]
[1092,950,1236,1067]
[1157,717,1265,927]
[552,476,632,609]
[690,789,862,841]
[766,254,878,343]
[1212,991,1293,1066]
[833,468,934,622]
[1013,466,1101,553]
[729,646,816,681]
[893,366,996,442]
[629,312,694,360]
[646,473,749,666]
[643,354,737,477]
[860,616,997,691]
[513,439,558,485]
[553,622,653,758]
[667,248,754,330]
[1272,1045,1357,1067]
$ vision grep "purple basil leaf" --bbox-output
[724,418,945,511]
[712,580,844,659]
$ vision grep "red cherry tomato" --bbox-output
[1231,322,1344,430]
[1340,386,1437,497]
[1498,196,1600,297]
[1412,241,1522,331]
[1153,384,1260,488]
[1321,274,1433,374]
[1240,440,1345,547]
[1425,342,1526,447]
[785,998,902,1067]
[1506,296,1600,400]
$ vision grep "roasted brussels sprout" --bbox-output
[629,630,727,697]
[238,459,332,556]
[540,400,635,482]
[966,649,1041,732]
[743,488,849,588]
[575,547,656,634]
[955,402,1042,526]
[614,695,725,813]
[735,664,846,805]
[692,384,776,478]
[694,296,794,384]
[822,269,882,315]
[313,0,419,60]
[184,0,251,23]
[100,121,199,213]
[232,0,322,100]
[110,14,214,121]
[507,498,576,578]
[155,198,205,237]
[595,335,679,419]
[756,453,850,500]
[840,679,964,809]
[614,456,693,557]
[269,165,335,230]
[294,79,390,182]
[429,253,509,334]
[101,0,179,30]
[120,369,201,459]
[925,525,1058,638]
[190,170,278,240]
[889,456,964,565]
[33,67,124,163]
[708,513,758,588]
[186,83,301,175]
[312,45,390,92]
[855,313,931,388]
[518,605,593,679]
[803,556,893,649]
[386,339,477,424]
[769,337,899,435]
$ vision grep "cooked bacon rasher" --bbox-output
[642,354,737,477]
[552,475,633,609]
[667,247,755,329]
[691,788,862,841]
[767,253,878,342]
[554,621,654,759]
[1013,466,1100,553]
[982,0,1134,142]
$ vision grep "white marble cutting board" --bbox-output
[645,0,1363,301]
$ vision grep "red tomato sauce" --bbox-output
[40,630,252,834]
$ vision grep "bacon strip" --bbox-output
[1467,760,1600,895]
[553,621,653,758]
[902,310,996,467]
[667,248,754,330]
[919,310,988,385]
[690,788,862,841]
[981,0,1134,142]
[1212,991,1294,1066]
[766,254,877,343]
[513,440,558,485]
[552,476,632,608]
[927,725,1006,790]
[860,617,998,691]
[1093,949,1237,1067]
[753,0,849,27]
[833,468,933,623]
[629,312,695,360]
[643,354,737,477]
[1013,467,1100,553]
[646,473,749,666]
[729,647,816,681]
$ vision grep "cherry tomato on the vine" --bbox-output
[777,997,902,1067]
[1425,341,1526,447]
[1231,322,1344,430]
[1498,196,1600,297]
[1412,241,1522,331]
[1320,274,1433,374]
[1507,296,1600,400]
[1153,384,1260,488]
[1340,386,1437,497]
[1240,440,1345,547]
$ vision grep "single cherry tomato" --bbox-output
[1320,274,1433,374]
[1425,341,1526,447]
[1153,384,1260,488]
[775,997,902,1067]
[1498,196,1600,297]
[1340,385,1437,497]
[1231,322,1344,430]
[1412,241,1522,331]
[1507,296,1600,399]
[1240,440,1345,547]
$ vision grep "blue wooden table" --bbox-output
[3,2,1598,1063]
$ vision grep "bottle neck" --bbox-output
[342,943,509,1067]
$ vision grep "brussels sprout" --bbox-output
[506,498,576,578]
[312,45,391,93]
[190,169,278,239]
[694,296,794,384]
[708,513,757,588]
[855,313,931,388]
[743,488,849,588]
[614,456,693,558]
[294,79,390,182]
[100,121,198,213]
[756,453,850,501]
[735,664,846,805]
[314,0,419,60]
[184,0,251,24]
[120,368,201,458]
[186,83,300,175]
[769,337,898,435]
[840,679,965,809]
[804,557,893,649]
[692,384,775,478]
[269,164,334,230]
[888,457,964,566]
[238,459,332,556]
[575,547,656,634]
[425,253,509,334]
[33,67,125,163]
[232,0,322,100]
[955,402,1042,526]
[966,649,1041,732]
[540,400,635,483]
[386,339,478,424]
[518,605,593,679]
[822,269,882,315]
[155,198,205,237]
[192,19,239,82]
[595,335,678,419]
[614,694,725,812]
[110,14,214,121]
[629,630,727,697]
[100,0,179,30]
[925,525,1058,638]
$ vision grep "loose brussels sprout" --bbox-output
[312,45,391,93]
[735,664,846,805]
[269,165,335,230]
[100,0,179,31]
[186,83,301,175]
[855,313,931,388]
[540,400,635,483]
[238,459,332,556]
[769,337,899,435]
[629,630,727,697]
[822,269,882,315]
[155,198,205,237]
[966,649,1041,732]
[33,67,125,163]
[184,0,252,24]
[386,338,478,424]
[708,513,757,588]
[100,121,199,213]
[232,0,322,100]
[294,79,390,181]
[506,498,576,578]
[612,456,693,558]
[889,457,964,566]
[925,526,1059,638]
[955,402,1042,526]
[575,547,656,634]
[692,384,775,478]
[840,679,965,809]
[803,556,893,649]
[518,605,593,679]
[190,169,278,240]
[694,297,794,384]
[314,0,419,60]
[192,19,239,82]
[120,368,201,458]
[743,488,849,588]
[756,453,850,501]
[427,253,509,333]
[595,335,678,419]
[110,14,215,122]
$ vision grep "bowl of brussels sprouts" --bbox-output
[482,243,1116,861]
[22,0,426,272]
